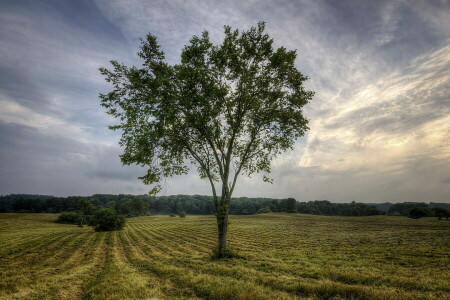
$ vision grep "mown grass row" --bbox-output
[0,213,449,299]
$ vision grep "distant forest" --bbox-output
[1,194,449,218]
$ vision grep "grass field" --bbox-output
[0,213,449,300]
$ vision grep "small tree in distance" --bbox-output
[256,206,272,214]
[283,198,298,213]
[432,207,449,220]
[99,22,313,258]
[77,198,94,226]
[91,208,125,232]
[408,207,429,219]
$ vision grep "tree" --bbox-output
[114,197,149,217]
[282,198,298,213]
[99,22,313,257]
[408,206,429,219]
[432,207,449,220]
[256,206,272,214]
[78,199,94,226]
[91,208,126,232]
[55,212,81,224]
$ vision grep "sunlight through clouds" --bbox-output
[301,42,450,170]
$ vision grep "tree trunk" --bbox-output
[215,191,231,258]
[217,213,228,253]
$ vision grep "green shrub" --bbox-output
[169,214,176,217]
[432,207,449,220]
[91,208,125,232]
[178,211,186,218]
[256,206,272,214]
[84,214,96,226]
[408,207,429,219]
[55,212,81,224]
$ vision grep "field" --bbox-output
[0,213,449,300]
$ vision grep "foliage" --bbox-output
[55,212,81,224]
[91,208,126,232]
[13,197,44,213]
[55,203,125,231]
[366,202,393,213]
[388,202,430,217]
[113,197,149,217]
[429,202,450,210]
[408,206,430,219]
[78,199,94,215]
[5,194,450,219]
[0,193,386,216]
[283,198,298,213]
[256,206,272,214]
[297,200,380,216]
[99,22,313,195]
[99,22,313,253]
[432,207,449,220]
[177,211,186,218]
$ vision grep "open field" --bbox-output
[0,213,449,300]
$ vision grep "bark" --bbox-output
[217,213,228,251]
[215,190,231,257]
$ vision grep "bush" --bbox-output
[91,208,125,232]
[169,214,176,217]
[178,211,186,218]
[408,207,429,219]
[432,207,449,220]
[256,206,272,214]
[85,214,96,226]
[55,212,81,224]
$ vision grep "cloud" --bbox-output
[372,1,401,47]
[293,42,450,202]
[0,0,449,202]
[0,121,214,197]
[0,0,134,141]
[302,42,450,164]
[0,121,147,196]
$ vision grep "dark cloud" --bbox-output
[0,64,51,113]
[0,0,132,130]
[0,121,146,196]
[1,0,126,43]
[0,121,212,196]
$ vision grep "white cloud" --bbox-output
[0,97,88,140]
[292,42,450,202]
[372,1,401,47]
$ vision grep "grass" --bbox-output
[0,213,449,299]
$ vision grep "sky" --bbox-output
[0,0,449,203]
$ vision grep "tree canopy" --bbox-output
[99,22,313,256]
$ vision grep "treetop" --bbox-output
[100,22,313,196]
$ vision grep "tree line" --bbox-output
[385,202,450,219]
[1,194,448,219]
[0,194,436,217]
